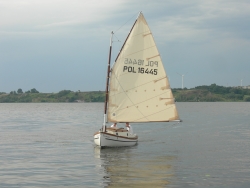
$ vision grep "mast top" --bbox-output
[109,31,114,46]
[137,11,142,19]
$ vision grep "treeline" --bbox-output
[1,84,250,103]
[0,89,105,103]
[9,88,39,95]
[173,84,250,102]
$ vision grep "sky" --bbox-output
[1,0,250,93]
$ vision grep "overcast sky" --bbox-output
[1,0,250,92]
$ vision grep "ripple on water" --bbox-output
[0,103,249,187]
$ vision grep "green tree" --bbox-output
[10,91,17,95]
[17,88,23,94]
[30,88,39,93]
[58,90,72,97]
[244,96,250,102]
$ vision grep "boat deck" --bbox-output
[93,127,128,136]
[106,127,128,132]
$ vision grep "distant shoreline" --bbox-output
[1,84,250,103]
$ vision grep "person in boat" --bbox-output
[110,123,117,128]
[125,122,133,134]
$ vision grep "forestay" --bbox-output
[107,13,179,123]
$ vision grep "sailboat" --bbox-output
[94,12,181,148]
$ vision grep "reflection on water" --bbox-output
[94,147,176,188]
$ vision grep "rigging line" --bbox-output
[115,16,138,63]
[112,72,150,121]
[114,12,139,34]
[127,29,151,39]
[116,45,158,60]
[113,33,121,43]
[139,105,175,120]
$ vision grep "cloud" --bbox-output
[149,0,250,44]
[0,0,250,91]
[2,0,250,41]
[0,0,127,38]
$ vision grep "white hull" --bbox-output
[94,129,138,147]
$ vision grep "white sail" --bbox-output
[107,13,179,123]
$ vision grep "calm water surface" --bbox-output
[0,103,249,187]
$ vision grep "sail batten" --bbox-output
[107,12,180,123]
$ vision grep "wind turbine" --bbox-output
[177,72,188,89]
[241,79,243,87]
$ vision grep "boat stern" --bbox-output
[94,132,101,146]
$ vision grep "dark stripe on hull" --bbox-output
[105,138,138,143]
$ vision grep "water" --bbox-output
[0,103,249,187]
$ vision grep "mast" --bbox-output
[103,31,113,130]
